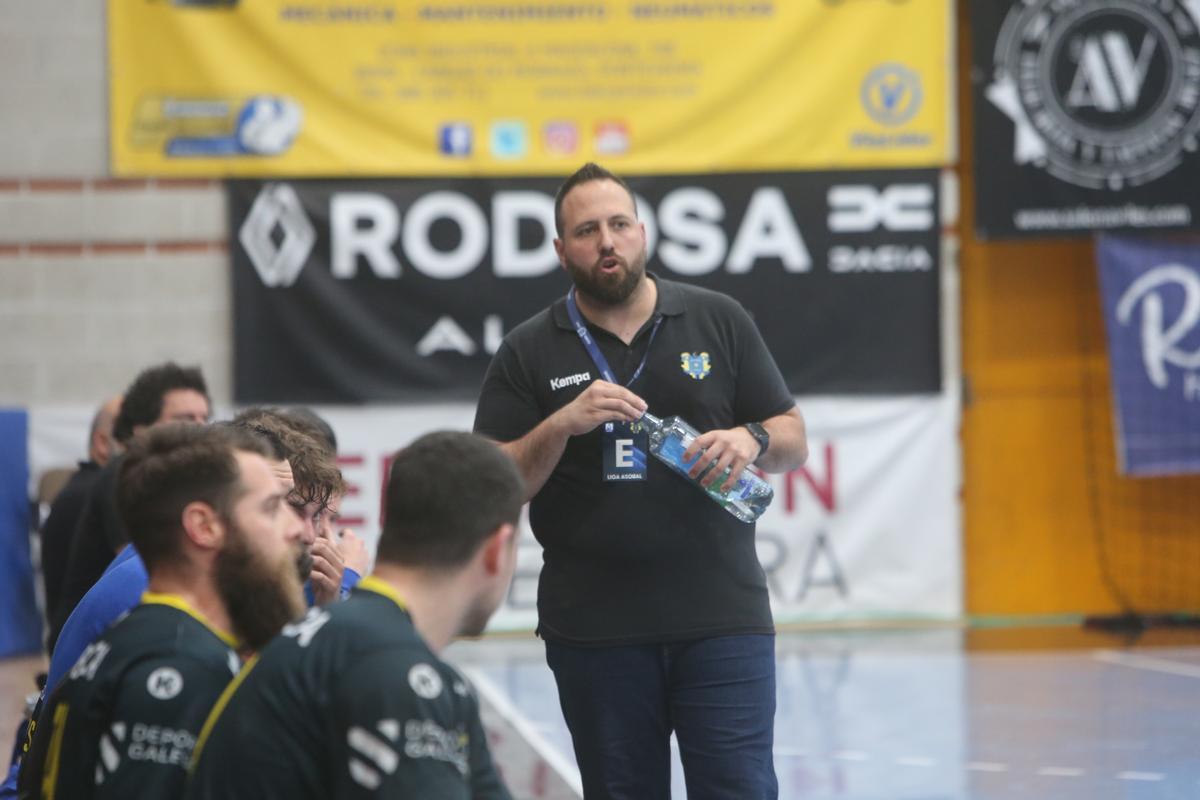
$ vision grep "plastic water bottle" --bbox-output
[639,412,774,523]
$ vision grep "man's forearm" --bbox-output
[497,413,571,502]
[758,408,808,473]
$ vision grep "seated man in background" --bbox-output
[18,423,306,800]
[38,394,122,638]
[187,432,522,800]
[51,362,211,650]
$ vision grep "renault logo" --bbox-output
[239,182,316,287]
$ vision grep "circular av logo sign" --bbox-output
[987,0,1200,189]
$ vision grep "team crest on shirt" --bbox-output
[680,352,711,380]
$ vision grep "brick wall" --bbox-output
[0,1,232,404]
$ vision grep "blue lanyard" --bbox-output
[565,287,663,387]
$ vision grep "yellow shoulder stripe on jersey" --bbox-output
[141,591,238,648]
[190,652,260,772]
[356,575,407,610]
[41,702,70,800]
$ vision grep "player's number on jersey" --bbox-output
[69,641,112,681]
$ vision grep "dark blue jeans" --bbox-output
[545,634,778,800]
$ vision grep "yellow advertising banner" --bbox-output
[108,1,952,176]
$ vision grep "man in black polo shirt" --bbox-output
[473,162,808,800]
[39,394,122,640]
[50,362,212,651]
[186,431,521,800]
[18,423,306,800]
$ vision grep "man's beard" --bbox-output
[216,524,306,651]
[565,246,646,307]
[295,548,313,583]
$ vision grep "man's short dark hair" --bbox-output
[117,423,271,572]
[376,432,524,569]
[553,162,637,238]
[112,362,209,444]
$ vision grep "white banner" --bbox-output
[30,393,960,630]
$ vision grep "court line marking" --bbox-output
[1093,649,1200,680]
[777,751,1171,785]
[1117,771,1164,782]
[463,666,584,798]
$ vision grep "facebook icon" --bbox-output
[438,123,472,157]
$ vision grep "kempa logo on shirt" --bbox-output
[550,371,592,391]
[408,664,443,699]
[146,667,184,700]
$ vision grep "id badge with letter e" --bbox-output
[602,421,648,481]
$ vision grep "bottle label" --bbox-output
[657,434,699,473]
[601,421,649,482]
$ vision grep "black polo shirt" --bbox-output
[51,457,127,652]
[474,275,794,645]
[39,460,101,637]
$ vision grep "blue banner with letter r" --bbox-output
[1097,236,1200,475]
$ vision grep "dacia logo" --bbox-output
[240,182,316,287]
[827,184,935,232]
[861,64,923,126]
[680,352,711,380]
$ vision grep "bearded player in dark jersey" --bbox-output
[187,431,523,800]
[18,423,306,800]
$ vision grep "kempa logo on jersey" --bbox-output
[550,371,592,391]
[408,664,443,699]
[986,0,1200,190]
[146,667,184,700]
[1116,263,1200,397]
